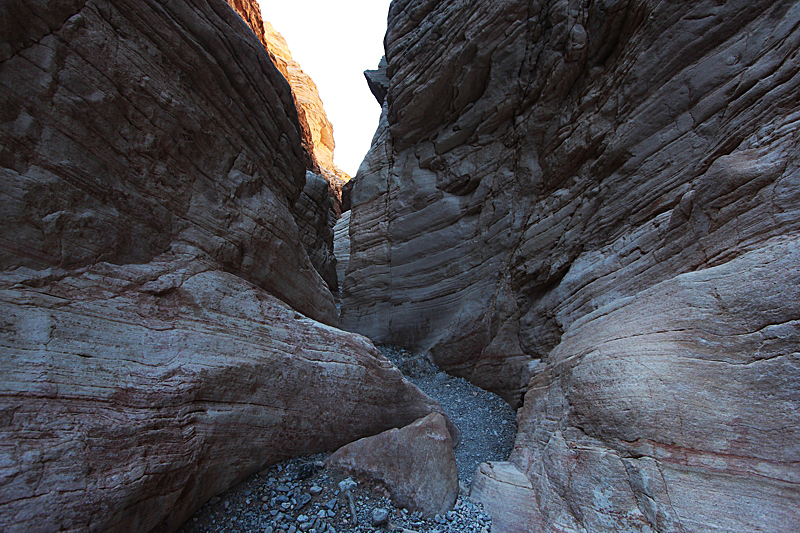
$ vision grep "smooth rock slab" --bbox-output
[328,413,459,517]
[0,258,447,533]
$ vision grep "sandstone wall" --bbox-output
[343,0,800,530]
[294,171,339,292]
[0,0,447,531]
[225,2,351,211]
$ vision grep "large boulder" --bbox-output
[343,0,800,531]
[328,412,459,517]
[0,0,448,531]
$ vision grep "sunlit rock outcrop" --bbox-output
[225,1,351,213]
[344,0,800,531]
[0,0,447,530]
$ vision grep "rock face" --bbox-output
[333,210,351,293]
[328,413,459,517]
[0,0,448,531]
[225,2,351,212]
[294,171,338,292]
[364,56,389,105]
[343,0,800,531]
[263,22,351,207]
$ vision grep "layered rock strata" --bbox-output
[263,22,351,210]
[343,0,800,531]
[294,171,339,292]
[0,0,447,531]
[333,210,352,294]
[225,2,351,211]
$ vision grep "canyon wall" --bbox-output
[263,21,351,210]
[343,0,800,531]
[225,0,351,201]
[0,0,447,531]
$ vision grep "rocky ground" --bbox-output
[377,345,516,486]
[180,345,516,533]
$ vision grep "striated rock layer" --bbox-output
[294,171,339,292]
[225,2,351,211]
[333,210,351,294]
[344,0,800,531]
[263,22,351,208]
[0,0,447,531]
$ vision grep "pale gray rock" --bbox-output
[333,210,351,294]
[328,413,459,517]
[343,0,800,531]
[294,171,338,293]
[0,0,449,531]
[364,56,389,105]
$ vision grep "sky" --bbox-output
[257,1,394,176]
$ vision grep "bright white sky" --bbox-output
[257,1,394,176]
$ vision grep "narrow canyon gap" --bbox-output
[341,0,800,532]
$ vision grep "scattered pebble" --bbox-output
[180,345,512,532]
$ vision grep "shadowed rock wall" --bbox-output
[343,0,800,530]
[0,0,448,531]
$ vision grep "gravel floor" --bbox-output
[180,345,516,533]
[376,345,516,485]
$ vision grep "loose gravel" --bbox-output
[377,345,516,485]
[180,345,516,533]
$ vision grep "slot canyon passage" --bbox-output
[0,1,799,533]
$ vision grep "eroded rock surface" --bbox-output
[333,210,351,294]
[328,413,459,517]
[0,0,446,531]
[294,171,338,292]
[263,22,351,207]
[225,1,351,212]
[343,0,800,531]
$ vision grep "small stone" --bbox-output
[309,485,323,495]
[297,514,309,523]
[324,498,337,510]
[338,478,357,492]
[298,493,312,507]
[209,496,221,505]
[298,524,312,532]
[434,513,446,524]
[371,508,389,526]
[446,511,457,521]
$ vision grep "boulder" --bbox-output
[0,0,447,530]
[469,462,538,533]
[0,260,450,533]
[343,0,800,530]
[328,413,459,517]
